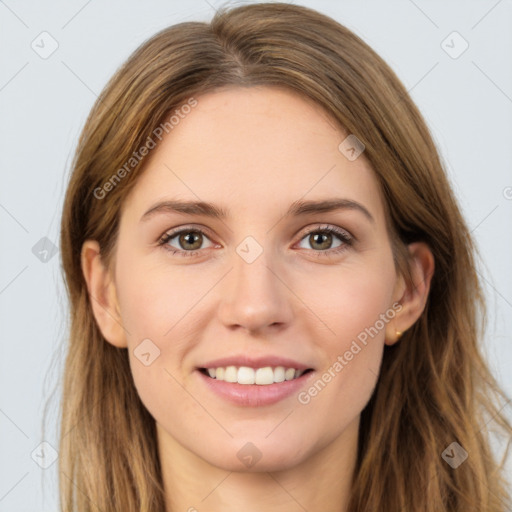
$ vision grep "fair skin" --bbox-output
[81,86,434,512]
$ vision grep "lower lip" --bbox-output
[196,369,315,407]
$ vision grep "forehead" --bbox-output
[122,86,385,225]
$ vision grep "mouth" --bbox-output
[195,364,316,407]
[197,366,314,385]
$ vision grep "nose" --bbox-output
[217,247,294,335]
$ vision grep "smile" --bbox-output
[199,365,313,385]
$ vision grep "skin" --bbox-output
[82,86,434,512]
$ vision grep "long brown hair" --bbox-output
[56,3,512,510]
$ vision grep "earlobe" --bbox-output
[81,240,128,348]
[385,242,434,346]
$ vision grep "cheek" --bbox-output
[115,256,209,343]
[333,277,392,344]
[304,256,396,344]
[115,260,210,420]
[299,258,396,408]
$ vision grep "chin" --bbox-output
[203,437,311,473]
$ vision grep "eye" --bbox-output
[158,224,354,258]
[296,225,353,256]
[158,227,215,257]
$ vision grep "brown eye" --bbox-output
[178,231,203,250]
[159,228,215,256]
[297,226,352,254]
[308,232,334,251]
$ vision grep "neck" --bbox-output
[158,416,359,512]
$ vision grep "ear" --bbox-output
[385,241,435,346]
[81,240,128,348]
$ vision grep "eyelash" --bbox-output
[157,224,354,258]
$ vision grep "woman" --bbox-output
[58,3,512,510]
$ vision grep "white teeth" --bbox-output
[238,366,255,384]
[274,367,286,382]
[285,368,296,380]
[224,366,238,383]
[203,365,309,385]
[255,367,274,384]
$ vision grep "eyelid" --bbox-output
[158,223,355,256]
[159,223,354,242]
[158,223,215,242]
[158,224,218,253]
[298,224,353,242]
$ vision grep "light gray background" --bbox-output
[1,0,511,510]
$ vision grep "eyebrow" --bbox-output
[140,198,375,223]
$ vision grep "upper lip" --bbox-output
[197,355,314,371]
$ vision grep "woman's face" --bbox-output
[100,86,407,471]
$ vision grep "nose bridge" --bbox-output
[217,235,293,332]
